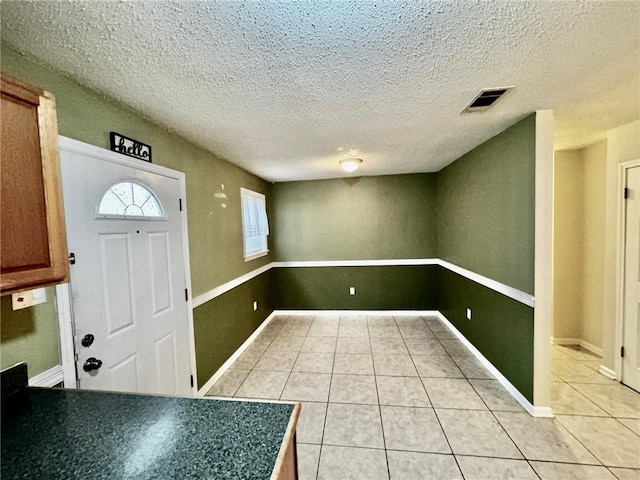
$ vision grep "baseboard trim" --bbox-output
[436,312,552,417]
[196,311,278,396]
[28,365,63,387]
[598,365,616,380]
[551,337,603,357]
[276,309,441,317]
[579,340,603,357]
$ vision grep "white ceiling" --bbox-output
[2,1,639,182]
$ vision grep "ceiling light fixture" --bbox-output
[339,158,362,173]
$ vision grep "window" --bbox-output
[240,188,269,261]
[97,181,166,219]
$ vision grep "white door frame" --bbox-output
[614,159,640,381]
[55,136,198,395]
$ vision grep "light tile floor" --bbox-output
[207,315,640,479]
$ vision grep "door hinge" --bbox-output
[179,198,183,211]
[621,346,625,358]
[68,252,76,265]
[623,188,629,199]
[190,375,194,388]
[185,288,188,301]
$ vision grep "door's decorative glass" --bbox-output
[98,181,165,218]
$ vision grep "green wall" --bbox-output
[0,288,60,377]
[271,174,438,261]
[1,44,271,378]
[193,272,273,388]
[273,266,438,311]
[437,115,536,294]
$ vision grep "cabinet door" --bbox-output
[0,75,69,294]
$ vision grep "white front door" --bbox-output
[60,143,192,395]
[621,165,640,392]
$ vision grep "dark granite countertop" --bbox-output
[1,387,296,479]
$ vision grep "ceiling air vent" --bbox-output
[461,86,515,113]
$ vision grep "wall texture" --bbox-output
[271,174,438,261]
[1,44,272,379]
[437,115,536,295]
[553,150,585,340]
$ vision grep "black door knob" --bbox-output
[83,357,103,372]
[81,334,95,347]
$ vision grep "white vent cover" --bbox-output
[461,86,515,113]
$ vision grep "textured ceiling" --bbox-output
[2,1,639,182]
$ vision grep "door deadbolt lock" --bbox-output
[82,357,102,372]
[81,334,95,347]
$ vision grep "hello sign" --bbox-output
[110,132,152,163]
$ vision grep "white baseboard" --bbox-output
[436,312,552,417]
[28,365,63,387]
[276,310,441,317]
[551,337,603,357]
[598,365,616,380]
[196,311,278,396]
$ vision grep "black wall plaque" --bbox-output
[110,132,152,163]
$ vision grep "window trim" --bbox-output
[240,187,269,261]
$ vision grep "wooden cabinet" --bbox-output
[1,74,69,294]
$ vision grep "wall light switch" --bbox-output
[349,287,356,295]
[12,288,47,311]
[253,301,258,311]
[466,308,472,320]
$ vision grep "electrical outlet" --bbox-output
[466,308,472,320]
[12,288,47,310]
[349,287,356,295]
[253,301,258,311]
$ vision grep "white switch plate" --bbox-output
[253,301,258,311]
[466,308,472,320]
[349,287,356,295]
[12,288,47,311]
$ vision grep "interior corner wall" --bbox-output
[437,114,536,295]
[553,149,584,340]
[1,43,273,384]
[603,119,640,370]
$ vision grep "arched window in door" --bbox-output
[97,180,166,219]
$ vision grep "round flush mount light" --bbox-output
[339,158,362,173]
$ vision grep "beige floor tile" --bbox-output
[373,354,418,376]
[381,406,450,453]
[234,370,289,399]
[368,324,402,338]
[619,418,640,436]
[335,337,371,354]
[253,349,298,371]
[333,353,374,375]
[572,384,640,418]
[338,324,369,338]
[367,315,397,326]
[430,329,458,340]
[557,415,640,468]
[551,383,609,416]
[339,315,367,324]
[251,335,275,352]
[456,456,538,479]
[279,321,312,336]
[307,319,339,337]
[530,461,618,479]
[297,402,328,444]
[317,445,388,480]
[370,338,409,355]
[422,378,486,410]
[552,346,574,360]
[452,356,492,379]
[297,443,321,480]
[404,338,448,356]
[300,336,337,354]
[394,316,426,326]
[436,409,521,458]
[281,372,332,402]
[412,354,464,378]
[494,411,599,464]
[229,347,264,370]
[267,335,306,352]
[469,379,525,412]
[376,376,431,407]
[387,451,462,480]
[323,403,385,449]
[439,339,470,356]
[608,467,640,480]
[398,324,434,339]
[582,360,603,371]
[561,345,602,362]
[260,320,284,337]
[205,369,250,397]
[552,360,613,384]
[329,374,378,405]
[293,352,334,374]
